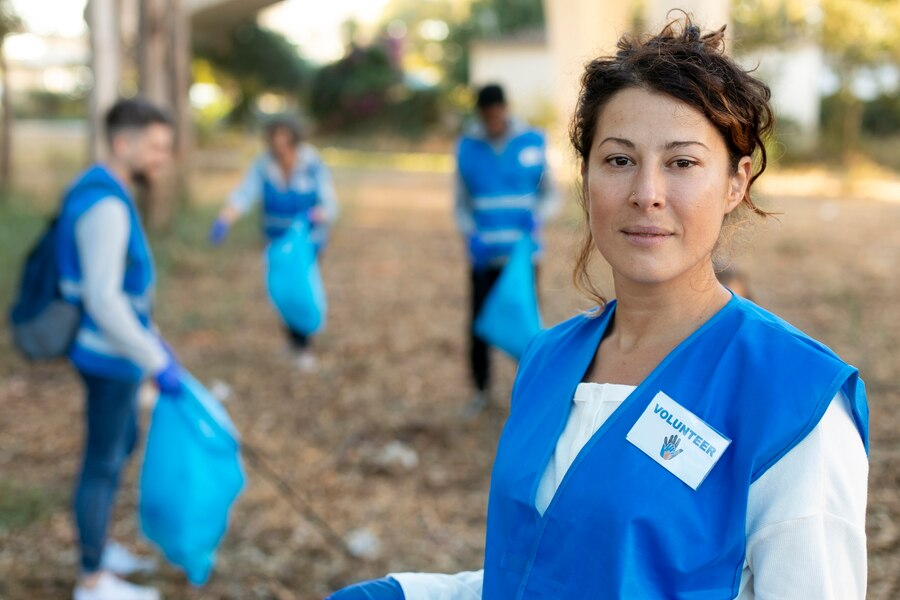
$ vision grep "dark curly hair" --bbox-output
[264,115,304,146]
[570,15,776,307]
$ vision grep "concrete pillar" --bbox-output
[542,0,633,164]
[87,0,122,162]
[138,0,193,228]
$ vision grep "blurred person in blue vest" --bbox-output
[456,84,559,414]
[325,16,868,600]
[56,98,181,600]
[208,116,338,372]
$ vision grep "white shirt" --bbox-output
[76,198,167,373]
[392,383,868,599]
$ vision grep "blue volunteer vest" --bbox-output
[483,295,868,599]
[457,128,546,262]
[56,165,156,382]
[261,161,321,241]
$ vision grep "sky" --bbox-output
[8,0,392,63]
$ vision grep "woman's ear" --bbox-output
[726,156,753,213]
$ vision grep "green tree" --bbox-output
[819,0,900,161]
[444,0,544,87]
[734,0,900,162]
[0,0,21,191]
[470,0,544,35]
[380,0,544,91]
[309,44,402,131]
[195,22,311,124]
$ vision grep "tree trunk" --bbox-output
[841,89,862,167]
[171,0,193,215]
[0,40,12,192]
[138,0,192,229]
[87,0,121,163]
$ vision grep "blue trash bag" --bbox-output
[139,372,245,585]
[474,236,542,360]
[266,221,327,336]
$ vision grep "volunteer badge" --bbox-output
[626,391,731,490]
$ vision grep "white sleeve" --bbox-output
[228,157,265,215]
[76,198,168,374]
[311,150,339,225]
[743,392,868,599]
[390,570,483,600]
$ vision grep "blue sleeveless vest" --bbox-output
[483,295,868,599]
[56,165,156,381]
[457,128,546,262]
[261,162,320,241]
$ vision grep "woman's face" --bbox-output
[269,127,298,167]
[583,87,751,290]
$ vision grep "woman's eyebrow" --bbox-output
[598,138,711,151]
[665,140,710,151]
[598,136,634,148]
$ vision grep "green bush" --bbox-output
[13,90,87,120]
[861,92,900,137]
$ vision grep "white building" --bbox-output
[469,29,554,124]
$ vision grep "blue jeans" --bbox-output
[73,372,141,573]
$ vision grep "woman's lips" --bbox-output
[620,226,673,247]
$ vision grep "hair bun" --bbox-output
[686,24,702,42]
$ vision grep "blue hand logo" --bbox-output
[660,434,683,460]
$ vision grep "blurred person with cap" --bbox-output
[56,97,182,600]
[455,83,559,414]
[208,116,338,372]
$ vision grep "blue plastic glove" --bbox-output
[468,233,491,269]
[154,359,183,397]
[326,577,405,600]
[208,218,231,246]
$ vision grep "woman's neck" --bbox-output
[608,262,731,354]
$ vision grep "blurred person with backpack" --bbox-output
[55,98,182,600]
[455,84,559,414]
[208,116,338,372]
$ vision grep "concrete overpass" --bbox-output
[190,0,284,47]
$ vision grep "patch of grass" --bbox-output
[0,191,261,311]
[0,196,49,308]
[150,204,262,284]
[0,478,67,533]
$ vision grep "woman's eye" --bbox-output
[673,159,696,169]
[607,156,631,167]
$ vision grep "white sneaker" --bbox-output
[73,572,161,600]
[101,540,158,576]
[293,350,319,373]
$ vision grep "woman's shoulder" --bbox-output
[730,296,850,367]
